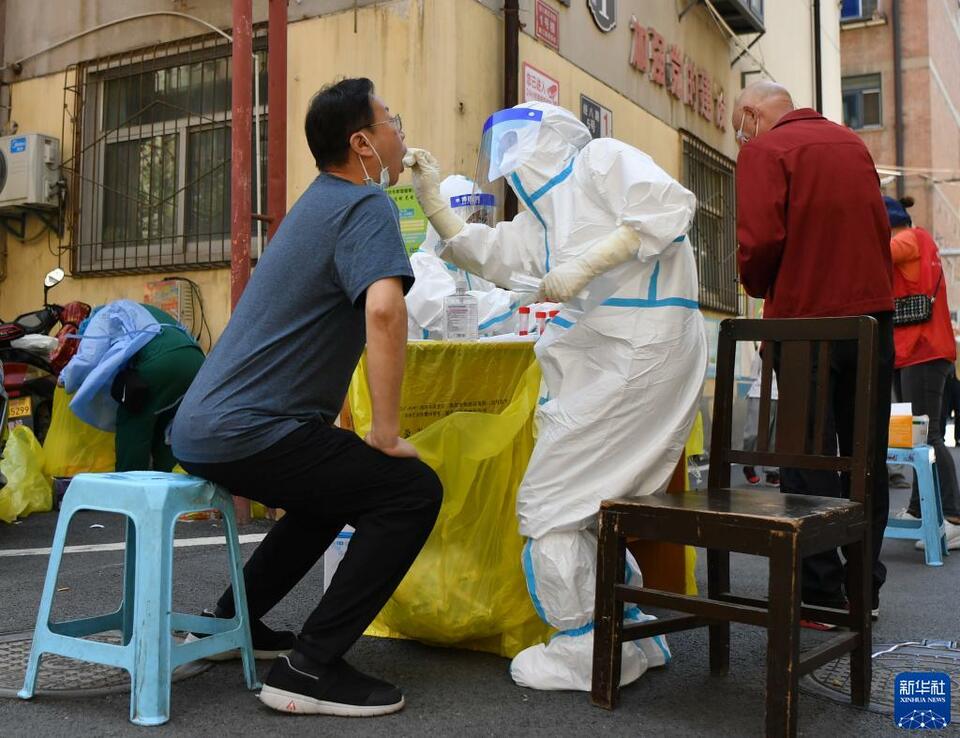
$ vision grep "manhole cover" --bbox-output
[0,631,211,698]
[800,640,960,715]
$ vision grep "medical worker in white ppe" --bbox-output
[404,102,707,691]
[406,174,522,339]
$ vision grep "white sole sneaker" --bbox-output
[914,520,960,551]
[181,632,292,661]
[258,685,405,717]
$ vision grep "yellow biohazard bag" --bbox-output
[0,426,53,523]
[348,343,553,658]
[42,386,116,478]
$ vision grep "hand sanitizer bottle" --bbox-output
[443,278,479,341]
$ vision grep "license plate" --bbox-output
[7,396,31,419]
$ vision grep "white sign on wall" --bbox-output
[523,62,560,105]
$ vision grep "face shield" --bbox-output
[450,192,496,227]
[474,107,544,195]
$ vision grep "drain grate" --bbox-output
[0,631,211,698]
[800,640,960,715]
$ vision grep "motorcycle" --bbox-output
[0,268,91,444]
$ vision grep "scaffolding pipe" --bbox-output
[267,0,288,241]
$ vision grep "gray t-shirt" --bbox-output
[171,173,414,463]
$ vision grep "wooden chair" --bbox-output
[591,317,880,737]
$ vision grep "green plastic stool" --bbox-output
[18,471,260,725]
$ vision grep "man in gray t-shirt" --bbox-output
[172,78,441,718]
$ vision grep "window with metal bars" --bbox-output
[681,132,741,315]
[64,34,268,274]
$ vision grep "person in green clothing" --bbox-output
[110,304,205,471]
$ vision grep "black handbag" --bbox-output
[893,268,943,327]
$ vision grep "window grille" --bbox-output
[62,32,267,274]
[681,132,742,315]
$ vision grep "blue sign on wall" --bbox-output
[894,672,951,730]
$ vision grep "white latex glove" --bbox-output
[537,224,643,303]
[403,148,465,241]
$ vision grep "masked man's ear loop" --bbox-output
[736,108,761,146]
[357,133,391,190]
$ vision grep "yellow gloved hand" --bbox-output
[537,224,643,303]
[403,147,465,241]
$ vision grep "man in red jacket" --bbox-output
[734,81,894,620]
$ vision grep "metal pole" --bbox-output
[813,0,823,113]
[231,0,252,308]
[892,0,905,199]
[231,0,253,525]
[503,0,519,221]
[268,0,287,241]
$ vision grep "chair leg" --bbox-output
[121,518,137,645]
[766,534,802,738]
[18,504,76,700]
[916,461,946,565]
[128,523,173,726]
[219,497,260,691]
[591,511,626,710]
[846,537,873,708]
[707,548,731,676]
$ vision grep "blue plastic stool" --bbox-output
[884,446,950,566]
[18,472,260,726]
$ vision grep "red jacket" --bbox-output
[892,226,956,369]
[736,109,894,319]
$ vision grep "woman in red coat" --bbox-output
[887,196,960,550]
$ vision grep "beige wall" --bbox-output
[0,71,233,347]
[1,0,685,343]
[518,33,680,176]
[1,0,833,341]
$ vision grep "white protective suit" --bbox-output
[411,102,707,691]
[406,176,524,339]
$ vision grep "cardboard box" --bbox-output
[889,403,912,448]
[889,403,929,448]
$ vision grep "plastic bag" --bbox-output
[0,426,53,523]
[350,347,553,657]
[42,386,116,478]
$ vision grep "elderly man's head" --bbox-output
[732,81,795,148]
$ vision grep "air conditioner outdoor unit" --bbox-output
[0,134,61,212]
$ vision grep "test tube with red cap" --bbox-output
[535,311,547,335]
[548,309,559,323]
[518,306,531,336]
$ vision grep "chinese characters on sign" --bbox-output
[628,15,726,132]
[580,95,613,138]
[535,0,560,51]
[523,62,560,105]
[894,672,951,730]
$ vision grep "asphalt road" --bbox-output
[0,484,956,737]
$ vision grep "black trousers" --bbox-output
[180,421,443,664]
[896,359,960,518]
[940,371,960,447]
[778,312,894,607]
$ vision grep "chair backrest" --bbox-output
[708,317,879,506]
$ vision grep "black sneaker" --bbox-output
[258,651,405,717]
[183,609,296,661]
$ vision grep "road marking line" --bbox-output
[0,533,267,558]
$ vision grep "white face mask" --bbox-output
[358,134,390,189]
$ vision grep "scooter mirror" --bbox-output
[44,268,65,288]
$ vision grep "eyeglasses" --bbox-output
[367,114,403,134]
